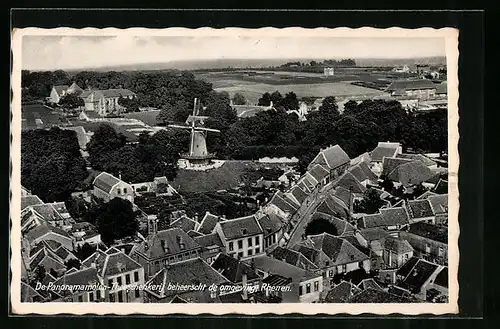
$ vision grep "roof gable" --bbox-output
[93,172,122,193]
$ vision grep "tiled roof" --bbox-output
[268,191,298,214]
[30,204,64,222]
[25,223,72,242]
[384,237,414,254]
[333,186,352,209]
[317,195,349,220]
[370,142,401,162]
[348,288,413,303]
[258,213,283,237]
[407,199,434,218]
[308,233,369,265]
[82,247,142,277]
[308,145,350,171]
[134,228,201,259]
[381,157,413,177]
[218,215,263,240]
[396,257,420,278]
[194,232,224,248]
[335,171,366,194]
[434,267,448,288]
[325,281,362,303]
[270,246,319,271]
[101,89,136,98]
[416,191,437,200]
[398,259,439,293]
[53,267,101,293]
[93,172,121,194]
[386,79,437,92]
[307,164,330,182]
[211,253,260,284]
[396,153,437,167]
[53,85,70,95]
[289,185,309,205]
[350,152,372,166]
[408,222,447,244]
[357,278,383,291]
[30,247,66,270]
[170,215,198,233]
[21,195,44,211]
[252,255,320,282]
[359,228,390,241]
[348,161,377,183]
[145,258,228,299]
[187,230,204,239]
[378,207,410,227]
[433,179,448,194]
[428,194,448,214]
[197,212,223,235]
[387,161,434,187]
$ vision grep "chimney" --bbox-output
[177,236,185,250]
[118,171,122,180]
[194,214,199,222]
[241,272,248,300]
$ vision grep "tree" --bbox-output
[258,92,272,106]
[305,217,339,236]
[21,128,88,201]
[270,91,283,107]
[319,96,340,117]
[58,93,84,109]
[65,258,81,271]
[157,99,192,124]
[232,92,246,105]
[31,265,46,285]
[281,92,299,111]
[353,188,385,214]
[89,198,139,245]
[87,124,127,170]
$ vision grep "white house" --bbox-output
[92,172,134,204]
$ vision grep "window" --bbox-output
[314,281,319,292]
[110,293,115,303]
[117,276,122,286]
[438,247,444,257]
[248,249,253,256]
[78,295,84,302]
[238,240,243,249]
[358,261,364,268]
[342,264,347,273]
[229,241,234,251]
[125,274,131,285]
[123,188,128,194]
[405,253,409,260]
[299,286,303,296]
[134,271,139,282]
[425,243,431,254]
[306,283,311,294]
[118,291,124,303]
[97,290,101,300]
[272,234,276,244]
[248,237,253,247]
[325,261,330,267]
[108,279,113,289]
[238,252,244,259]
[89,292,94,302]
[135,290,140,298]
[255,247,260,254]
[117,188,121,195]
[255,236,260,245]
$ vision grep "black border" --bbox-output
[8,7,485,327]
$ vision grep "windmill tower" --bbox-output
[168,98,221,168]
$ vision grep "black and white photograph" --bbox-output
[10,27,459,315]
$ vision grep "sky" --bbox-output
[21,35,446,70]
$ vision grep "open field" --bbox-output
[214,82,387,105]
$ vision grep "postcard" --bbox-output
[10,26,459,315]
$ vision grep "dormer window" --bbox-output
[241,228,248,235]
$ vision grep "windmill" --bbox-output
[168,98,220,167]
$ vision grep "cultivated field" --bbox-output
[214,82,387,105]
[197,70,390,104]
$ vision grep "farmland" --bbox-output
[197,70,392,104]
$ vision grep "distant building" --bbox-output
[399,222,448,266]
[80,88,136,116]
[49,82,83,104]
[392,65,410,73]
[92,172,134,204]
[52,267,105,302]
[324,67,335,76]
[386,79,437,100]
